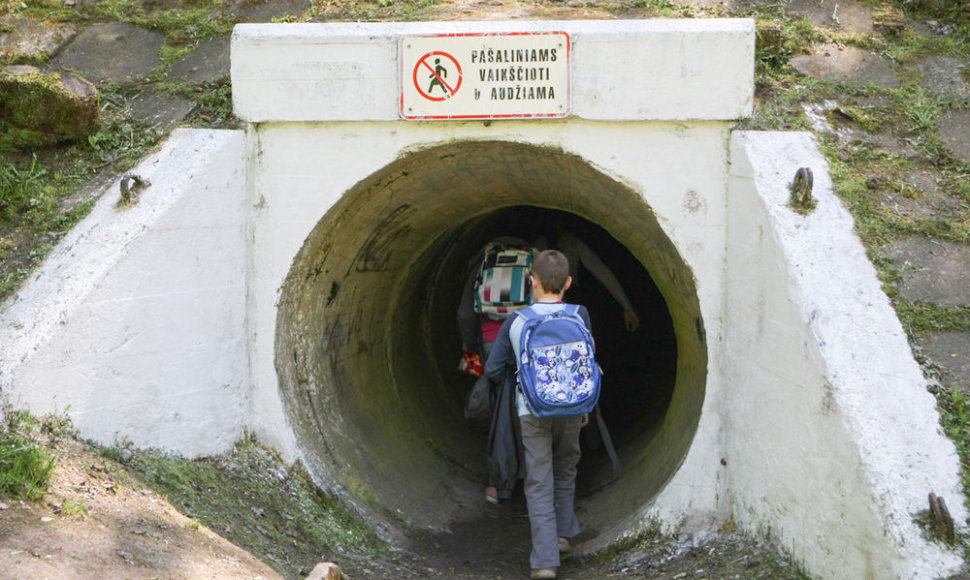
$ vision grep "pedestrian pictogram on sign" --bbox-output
[401,32,570,120]
[413,51,463,101]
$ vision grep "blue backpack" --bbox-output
[517,304,602,418]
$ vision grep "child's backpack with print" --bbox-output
[474,242,534,320]
[517,304,602,417]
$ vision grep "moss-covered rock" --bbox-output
[0,65,100,152]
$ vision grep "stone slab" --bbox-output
[922,332,970,396]
[130,91,197,130]
[225,0,312,23]
[0,16,76,60]
[938,109,970,165]
[878,169,963,221]
[787,0,873,33]
[52,22,163,84]
[166,36,230,84]
[791,44,901,88]
[728,0,872,32]
[914,57,970,100]
[882,237,970,306]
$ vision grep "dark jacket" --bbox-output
[485,367,521,500]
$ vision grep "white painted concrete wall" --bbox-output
[726,131,966,579]
[0,130,249,456]
[231,20,754,122]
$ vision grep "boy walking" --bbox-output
[484,249,594,580]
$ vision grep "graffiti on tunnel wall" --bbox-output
[320,314,342,358]
[347,204,415,274]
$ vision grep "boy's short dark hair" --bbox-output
[532,249,570,293]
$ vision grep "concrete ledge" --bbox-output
[231,19,754,122]
[726,131,965,580]
[0,129,249,457]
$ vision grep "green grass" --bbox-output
[61,498,89,519]
[898,302,970,335]
[0,432,56,501]
[0,154,51,225]
[0,408,64,502]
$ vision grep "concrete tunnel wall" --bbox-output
[271,139,708,536]
[245,117,737,542]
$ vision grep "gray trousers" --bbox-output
[519,413,583,569]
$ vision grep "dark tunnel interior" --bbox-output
[427,205,678,493]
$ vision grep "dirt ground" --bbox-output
[0,437,282,580]
[0,434,808,580]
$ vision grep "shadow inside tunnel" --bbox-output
[436,206,678,498]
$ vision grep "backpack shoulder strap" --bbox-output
[518,306,541,321]
[562,303,580,318]
[595,406,621,475]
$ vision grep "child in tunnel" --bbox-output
[458,225,636,506]
[483,249,596,580]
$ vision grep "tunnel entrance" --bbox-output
[274,141,707,539]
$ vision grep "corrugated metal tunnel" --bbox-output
[274,140,707,538]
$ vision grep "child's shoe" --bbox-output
[485,486,499,504]
[558,537,571,553]
[530,567,557,579]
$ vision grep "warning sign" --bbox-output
[400,32,570,120]
[413,51,463,101]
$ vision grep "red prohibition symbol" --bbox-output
[413,51,462,101]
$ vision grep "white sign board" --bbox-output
[400,32,570,120]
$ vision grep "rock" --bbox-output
[876,169,960,222]
[937,109,970,165]
[914,57,970,100]
[165,36,231,84]
[129,90,196,130]
[52,22,164,84]
[755,22,784,63]
[921,332,970,396]
[873,6,906,38]
[305,561,349,580]
[224,0,312,23]
[0,15,76,60]
[786,0,873,33]
[0,65,100,151]
[882,238,970,306]
[791,44,901,89]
